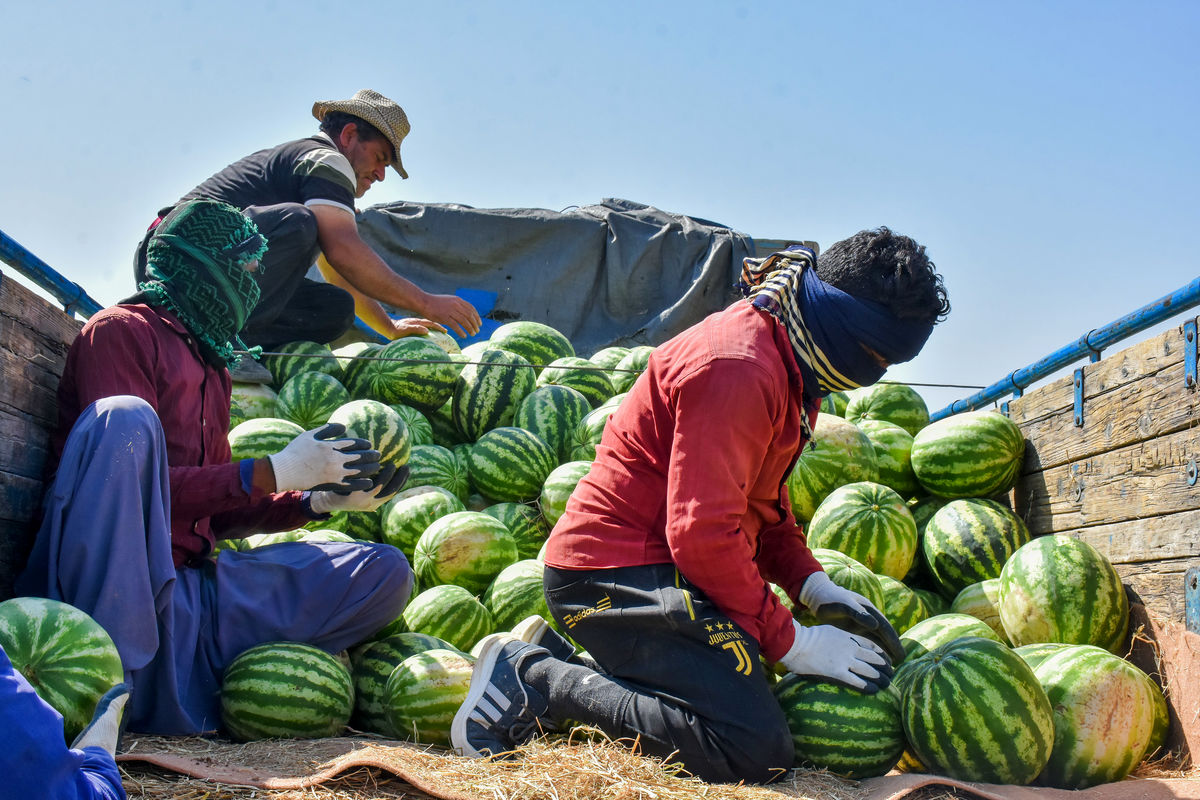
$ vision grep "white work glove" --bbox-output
[267,422,381,492]
[779,620,893,692]
[799,571,905,663]
[71,683,131,755]
[310,463,410,514]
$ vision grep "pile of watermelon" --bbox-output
[773,384,1168,788]
[219,322,651,745]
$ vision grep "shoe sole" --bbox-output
[450,632,516,758]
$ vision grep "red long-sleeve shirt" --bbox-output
[52,303,312,567]
[544,300,823,661]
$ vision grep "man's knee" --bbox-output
[353,543,413,620]
[71,395,163,448]
[244,203,318,251]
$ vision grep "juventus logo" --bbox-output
[722,640,754,676]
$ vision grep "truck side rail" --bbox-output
[0,229,101,319]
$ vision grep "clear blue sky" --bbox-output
[4,1,1198,412]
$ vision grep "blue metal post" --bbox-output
[0,228,102,318]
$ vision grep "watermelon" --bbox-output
[357,336,460,412]
[327,399,411,468]
[514,384,592,463]
[922,498,1030,598]
[467,426,557,503]
[786,413,879,523]
[413,511,518,595]
[220,641,353,741]
[806,481,916,580]
[609,345,654,393]
[423,330,462,355]
[0,597,125,743]
[453,348,538,441]
[275,371,350,430]
[401,584,494,653]
[481,558,556,633]
[229,382,279,428]
[901,636,1054,785]
[910,410,1026,499]
[390,404,435,447]
[587,346,631,372]
[427,396,467,448]
[336,341,382,398]
[350,632,461,735]
[380,486,466,559]
[263,340,341,387]
[949,578,1009,643]
[384,648,475,746]
[876,574,929,635]
[483,502,550,560]
[406,444,470,502]
[1032,645,1158,788]
[855,419,920,498]
[539,460,592,528]
[239,528,357,548]
[911,587,950,617]
[819,390,848,416]
[773,674,905,778]
[227,417,304,461]
[844,382,929,437]
[1013,642,1074,671]
[899,612,1002,662]
[535,356,615,408]
[568,401,617,462]
[998,535,1130,654]
[487,321,575,367]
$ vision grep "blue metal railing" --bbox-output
[0,228,102,318]
[932,275,1200,421]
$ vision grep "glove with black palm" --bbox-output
[798,571,905,664]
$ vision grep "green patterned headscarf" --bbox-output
[137,199,268,368]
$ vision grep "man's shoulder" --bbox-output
[277,133,356,197]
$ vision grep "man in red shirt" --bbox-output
[19,199,412,735]
[452,228,950,783]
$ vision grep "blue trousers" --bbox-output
[17,396,412,734]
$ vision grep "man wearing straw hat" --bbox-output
[453,228,950,783]
[133,89,481,382]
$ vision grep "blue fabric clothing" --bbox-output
[0,645,125,800]
[17,396,413,734]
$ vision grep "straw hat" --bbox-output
[313,89,411,179]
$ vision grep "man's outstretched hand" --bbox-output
[798,571,905,664]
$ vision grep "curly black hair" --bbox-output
[815,227,950,324]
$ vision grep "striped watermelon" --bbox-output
[427,396,467,448]
[487,321,575,367]
[481,558,557,633]
[350,632,461,735]
[336,341,381,398]
[902,636,1054,785]
[609,345,654,393]
[922,498,1030,597]
[384,648,475,746]
[413,511,518,595]
[1012,642,1074,671]
[773,674,905,778]
[263,340,341,387]
[0,597,125,743]
[390,404,434,447]
[275,371,350,430]
[568,400,618,462]
[514,384,592,463]
[401,584,494,653]
[998,535,1130,654]
[819,390,848,416]
[911,586,950,617]
[482,502,550,560]
[855,419,920,498]
[422,330,462,355]
[358,336,460,413]
[467,426,557,503]
[876,574,929,635]
[327,399,411,468]
[220,641,353,741]
[900,612,1002,662]
[949,578,1009,643]
[238,528,357,549]
[1032,645,1158,788]
[844,382,929,437]
[587,346,631,372]
[228,417,304,461]
[910,410,1026,499]
[229,382,278,428]
[535,356,615,408]
[379,486,465,557]
[453,348,538,441]
[806,481,917,580]
[406,444,470,502]
[539,460,592,528]
[786,413,879,523]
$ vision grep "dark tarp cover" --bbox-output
[354,197,756,355]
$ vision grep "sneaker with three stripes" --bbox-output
[450,633,556,758]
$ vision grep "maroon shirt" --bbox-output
[53,303,312,566]
[544,300,823,661]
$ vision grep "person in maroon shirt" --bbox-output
[452,228,950,783]
[19,199,413,735]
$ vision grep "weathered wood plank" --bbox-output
[0,519,35,601]
[1055,509,1200,564]
[1116,558,1197,626]
[0,471,45,526]
[0,406,53,482]
[1014,424,1200,534]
